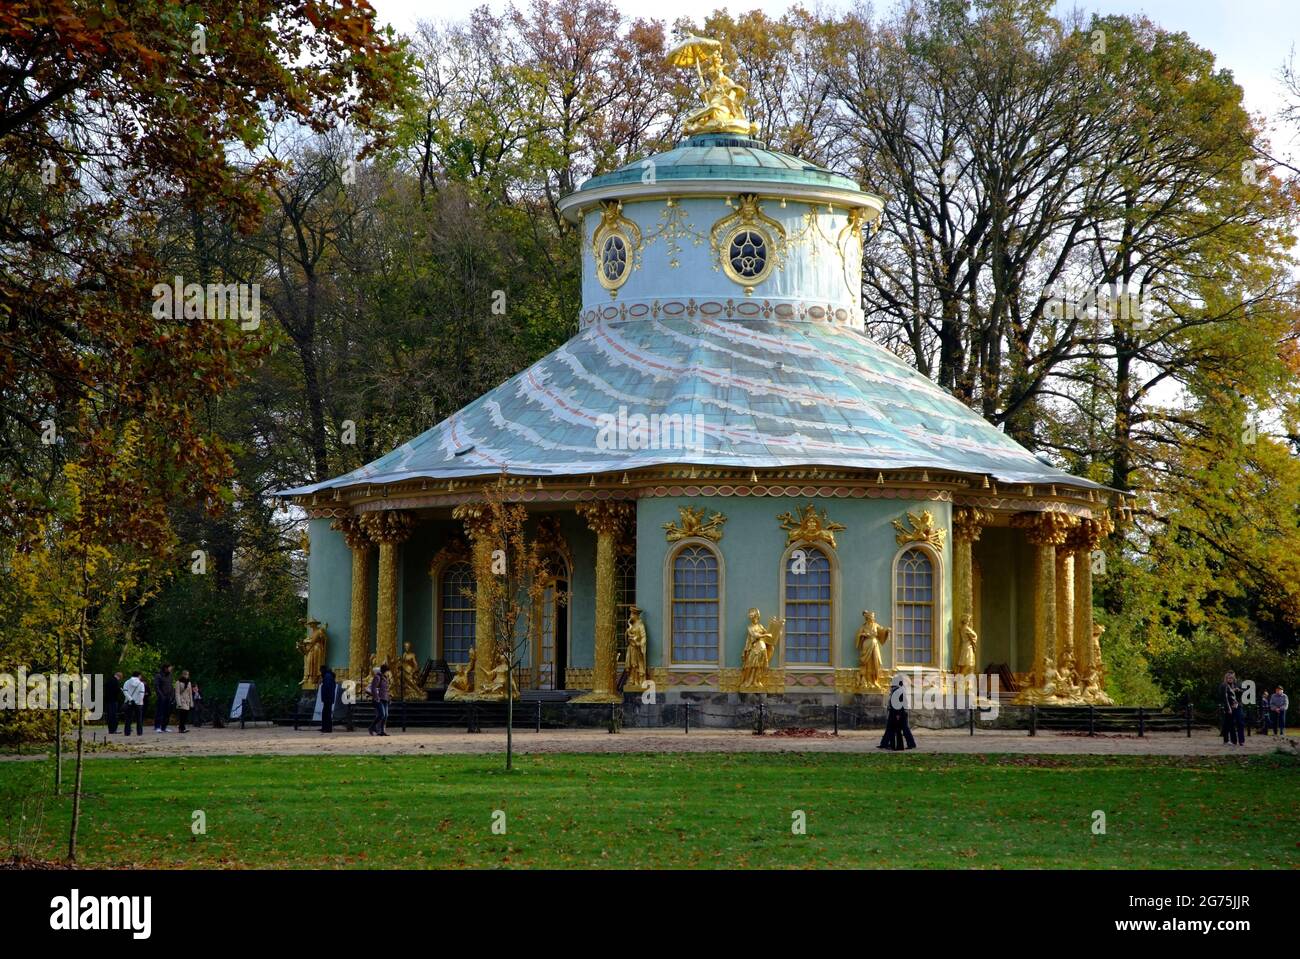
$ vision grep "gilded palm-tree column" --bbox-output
[1055,550,1076,693]
[573,501,633,703]
[331,517,374,681]
[1070,513,1114,704]
[359,510,415,671]
[452,503,496,695]
[951,507,989,673]
[1011,512,1077,704]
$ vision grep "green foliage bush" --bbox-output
[139,575,303,716]
[1149,629,1300,716]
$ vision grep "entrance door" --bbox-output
[538,575,569,690]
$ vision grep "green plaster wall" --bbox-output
[974,527,1017,671]
[307,518,354,669]
[635,497,954,671]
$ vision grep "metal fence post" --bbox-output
[755,700,765,736]
[1185,697,1192,738]
[608,702,618,734]
[968,706,974,736]
[1029,705,1036,737]
[683,702,690,734]
[1088,705,1095,737]
[833,703,839,736]
[535,699,542,733]
[1138,706,1145,738]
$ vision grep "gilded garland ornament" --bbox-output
[892,509,946,549]
[777,502,846,549]
[663,504,727,542]
[836,207,869,295]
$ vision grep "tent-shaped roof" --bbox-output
[282,315,1102,497]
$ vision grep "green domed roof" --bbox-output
[575,134,864,194]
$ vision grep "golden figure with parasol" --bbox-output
[739,607,783,692]
[666,34,757,138]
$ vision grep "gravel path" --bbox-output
[10,725,1294,759]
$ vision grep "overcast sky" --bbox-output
[370,0,1298,141]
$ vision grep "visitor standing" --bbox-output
[191,680,203,727]
[153,664,174,732]
[104,671,122,734]
[319,665,337,734]
[881,674,917,751]
[122,671,145,736]
[368,664,392,736]
[174,671,194,733]
[1218,670,1244,746]
[1270,686,1288,735]
[366,666,382,735]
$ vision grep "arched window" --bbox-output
[440,561,476,663]
[670,544,720,664]
[895,547,937,665]
[783,546,832,664]
[615,548,636,661]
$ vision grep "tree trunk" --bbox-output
[68,560,89,862]
[299,342,330,481]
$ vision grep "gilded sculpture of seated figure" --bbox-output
[479,648,520,700]
[444,648,476,701]
[683,57,755,138]
[668,36,757,138]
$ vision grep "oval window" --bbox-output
[726,227,770,284]
[599,233,629,287]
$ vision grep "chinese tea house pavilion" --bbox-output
[283,36,1121,708]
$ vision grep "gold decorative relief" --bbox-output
[777,502,846,549]
[836,207,868,295]
[892,509,946,549]
[663,505,727,542]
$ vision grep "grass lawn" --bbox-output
[2,751,1297,869]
